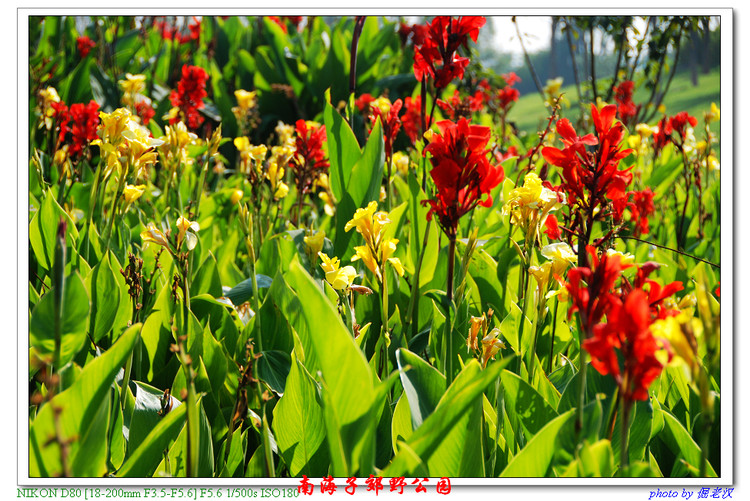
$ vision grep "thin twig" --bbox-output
[619,235,719,269]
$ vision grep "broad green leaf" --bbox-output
[126,381,182,457]
[29,190,79,271]
[115,399,189,477]
[500,370,558,439]
[141,285,174,381]
[659,409,717,477]
[30,324,140,477]
[499,409,575,477]
[396,348,446,430]
[383,358,513,477]
[287,261,376,476]
[219,428,247,478]
[30,272,90,368]
[156,401,214,477]
[579,439,615,477]
[391,395,413,454]
[272,352,328,477]
[257,350,291,396]
[324,91,362,202]
[225,274,273,306]
[86,251,121,342]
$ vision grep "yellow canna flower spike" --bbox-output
[318,252,357,290]
[176,215,200,251]
[141,222,170,248]
[304,230,326,256]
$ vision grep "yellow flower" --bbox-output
[318,252,357,290]
[266,160,288,200]
[635,123,658,138]
[304,230,326,256]
[345,202,405,282]
[542,242,577,266]
[230,190,244,205]
[467,315,485,352]
[122,120,165,179]
[345,201,379,241]
[705,102,720,124]
[650,312,699,375]
[141,222,170,248]
[119,73,147,106]
[38,87,61,130]
[234,89,257,111]
[481,328,505,368]
[543,77,567,108]
[503,173,564,243]
[393,151,410,176]
[657,103,667,114]
[119,73,146,95]
[605,249,636,265]
[176,215,200,251]
[275,121,296,147]
[319,191,335,216]
[372,96,392,115]
[123,184,146,204]
[96,108,132,147]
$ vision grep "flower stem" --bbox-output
[444,236,457,384]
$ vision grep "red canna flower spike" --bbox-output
[169,65,209,130]
[423,117,503,238]
[77,36,96,58]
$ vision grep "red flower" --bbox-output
[413,16,486,89]
[422,118,504,238]
[436,89,484,120]
[401,96,430,144]
[628,188,655,236]
[368,100,403,162]
[135,100,156,126]
[542,104,633,220]
[53,100,99,158]
[267,16,288,33]
[565,246,630,334]
[496,86,520,113]
[68,101,100,157]
[169,65,208,130]
[584,288,664,402]
[77,36,96,58]
[668,112,698,141]
[613,80,640,127]
[291,120,329,197]
[354,93,375,113]
[543,214,561,240]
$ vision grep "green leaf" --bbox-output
[391,395,413,454]
[659,409,717,476]
[500,370,559,439]
[272,352,329,477]
[225,274,273,306]
[30,324,140,477]
[86,251,121,343]
[333,118,385,260]
[287,261,376,476]
[579,439,615,477]
[115,398,189,477]
[396,348,446,429]
[499,409,575,477]
[141,285,174,381]
[29,191,79,271]
[157,400,214,477]
[257,350,291,396]
[30,272,90,368]
[324,90,362,202]
[126,381,182,457]
[384,358,513,476]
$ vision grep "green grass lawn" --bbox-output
[507,68,721,153]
